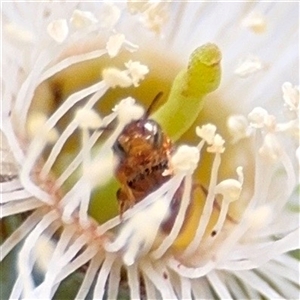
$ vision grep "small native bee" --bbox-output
[112,94,236,233]
[113,93,177,217]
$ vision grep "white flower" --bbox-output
[1,2,299,300]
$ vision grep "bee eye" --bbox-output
[153,129,162,148]
[113,140,126,158]
[144,120,163,148]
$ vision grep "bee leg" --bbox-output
[117,189,127,219]
[117,187,136,219]
[193,183,237,224]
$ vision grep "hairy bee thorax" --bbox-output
[113,118,174,216]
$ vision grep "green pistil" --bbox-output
[152,43,222,141]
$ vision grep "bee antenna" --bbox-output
[144,91,164,118]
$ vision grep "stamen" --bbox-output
[48,226,77,266]
[4,22,35,43]
[236,166,244,184]
[34,233,90,298]
[98,3,121,29]
[225,276,249,299]
[20,142,54,204]
[1,189,32,204]
[234,54,264,78]
[191,277,215,299]
[207,271,233,300]
[106,33,126,58]
[93,254,116,299]
[127,264,140,299]
[218,221,299,271]
[248,107,269,128]
[75,108,102,130]
[296,146,300,165]
[1,123,25,165]
[241,11,267,34]
[97,176,181,235]
[39,49,107,83]
[197,124,225,152]
[75,109,102,226]
[16,210,60,298]
[277,146,297,206]
[33,234,56,274]
[1,198,44,217]
[282,82,299,112]
[184,152,221,257]
[275,254,300,274]
[0,179,22,192]
[259,133,282,162]
[113,97,145,125]
[211,171,243,237]
[1,2,298,300]
[167,257,215,278]
[27,112,59,144]
[141,2,169,34]
[151,175,192,259]
[61,181,85,223]
[124,60,149,87]
[276,119,298,137]
[256,268,299,299]
[196,124,217,144]
[143,273,156,299]
[55,244,99,285]
[106,196,170,265]
[40,86,108,178]
[180,276,192,299]
[102,68,133,88]
[83,151,116,191]
[264,258,300,285]
[0,210,42,261]
[232,270,283,299]
[107,259,122,299]
[250,133,273,209]
[56,112,117,188]
[76,255,103,299]
[47,19,69,43]
[248,205,272,232]
[15,54,50,127]
[70,9,98,29]
[153,262,175,297]
[169,145,200,174]
[214,177,243,204]
[140,260,178,299]
[260,116,276,135]
[9,275,23,300]
[127,1,148,14]
[207,134,225,153]
[227,114,251,143]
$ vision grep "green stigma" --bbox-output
[152,43,222,141]
[89,43,222,223]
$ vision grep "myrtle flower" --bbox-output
[1,2,299,300]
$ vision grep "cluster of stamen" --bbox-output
[1,3,299,299]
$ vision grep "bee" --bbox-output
[112,94,236,233]
[113,93,178,218]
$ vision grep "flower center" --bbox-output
[26,43,253,236]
